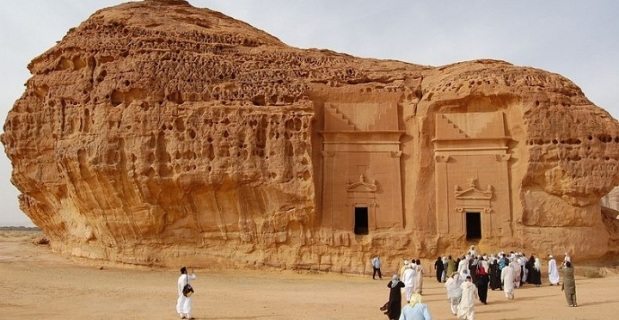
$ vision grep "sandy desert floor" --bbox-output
[1,230,619,320]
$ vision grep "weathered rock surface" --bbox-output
[2,0,619,272]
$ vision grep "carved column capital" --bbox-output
[391,150,403,158]
[435,155,452,163]
[495,154,511,162]
[322,151,336,158]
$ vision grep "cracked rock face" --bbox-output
[2,0,619,271]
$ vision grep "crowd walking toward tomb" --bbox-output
[379,248,578,319]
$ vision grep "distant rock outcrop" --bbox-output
[2,0,619,272]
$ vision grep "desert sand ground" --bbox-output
[1,230,618,320]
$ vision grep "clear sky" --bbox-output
[1,0,618,226]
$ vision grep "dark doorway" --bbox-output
[466,212,481,240]
[354,207,369,235]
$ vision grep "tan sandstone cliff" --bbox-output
[2,0,619,272]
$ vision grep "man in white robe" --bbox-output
[457,256,470,278]
[500,264,515,300]
[177,266,197,319]
[509,259,521,288]
[445,273,463,315]
[402,264,417,302]
[548,255,560,285]
[457,276,478,320]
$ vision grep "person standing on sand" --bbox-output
[548,255,560,286]
[385,274,405,320]
[434,257,444,283]
[500,262,515,300]
[445,272,463,316]
[372,255,383,280]
[177,266,197,319]
[446,256,456,279]
[457,276,478,320]
[415,259,424,294]
[402,263,416,302]
[561,261,577,307]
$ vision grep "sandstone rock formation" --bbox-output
[2,0,619,272]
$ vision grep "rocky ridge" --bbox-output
[2,0,618,272]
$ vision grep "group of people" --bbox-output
[379,257,430,320]
[379,246,578,320]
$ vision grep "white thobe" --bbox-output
[415,265,424,293]
[501,266,515,298]
[403,267,417,301]
[548,259,560,284]
[457,281,478,320]
[445,276,462,315]
[177,273,197,316]
[457,259,469,278]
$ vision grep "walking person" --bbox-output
[475,257,489,304]
[399,293,432,320]
[176,266,197,319]
[548,255,560,286]
[402,263,416,302]
[372,255,383,280]
[457,276,478,320]
[434,257,444,283]
[561,261,577,307]
[501,262,515,300]
[415,259,424,294]
[385,274,405,320]
[446,256,456,279]
[445,272,463,316]
[488,257,501,290]
[526,255,542,286]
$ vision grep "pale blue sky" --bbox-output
[1,0,618,226]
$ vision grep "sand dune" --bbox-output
[1,230,618,320]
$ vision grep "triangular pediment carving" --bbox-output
[455,178,493,200]
[346,174,377,192]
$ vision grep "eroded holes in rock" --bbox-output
[223,130,229,138]
[206,144,215,161]
[97,69,107,82]
[615,137,619,143]
[302,170,311,180]
[269,94,278,105]
[605,157,611,161]
[175,151,181,160]
[184,151,194,160]
[144,167,156,178]
[123,80,130,87]
[588,135,593,140]
[285,140,294,157]
[110,90,123,107]
[174,118,185,132]
[552,139,558,144]
[187,129,196,139]
[166,90,184,104]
